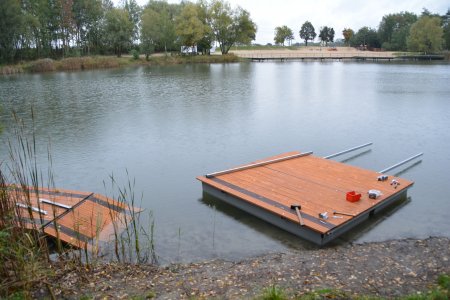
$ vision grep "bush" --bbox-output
[26,58,56,73]
[130,49,139,60]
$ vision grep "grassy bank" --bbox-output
[0,54,240,75]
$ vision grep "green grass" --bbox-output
[255,274,450,300]
[259,285,287,300]
[297,288,350,300]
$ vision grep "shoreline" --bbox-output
[0,54,241,75]
[32,236,450,299]
[2,48,448,76]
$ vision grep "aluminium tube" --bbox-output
[323,142,373,159]
[379,153,424,174]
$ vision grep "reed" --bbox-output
[0,110,54,297]
[103,172,156,264]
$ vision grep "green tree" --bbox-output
[72,0,103,55]
[350,27,380,48]
[140,3,177,54]
[0,0,23,63]
[208,0,256,54]
[407,16,443,53]
[59,0,76,58]
[142,1,178,53]
[140,8,159,59]
[234,7,257,45]
[196,0,214,55]
[274,25,294,46]
[175,3,208,52]
[318,26,334,46]
[442,9,450,50]
[124,0,141,43]
[299,21,316,46]
[104,8,133,57]
[342,28,354,46]
[378,12,417,50]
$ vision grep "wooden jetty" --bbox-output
[234,51,395,62]
[10,186,138,249]
[197,145,421,245]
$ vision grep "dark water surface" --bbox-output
[1,61,449,263]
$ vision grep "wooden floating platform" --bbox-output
[9,186,137,249]
[197,151,414,245]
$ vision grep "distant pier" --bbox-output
[237,52,395,62]
[230,47,445,62]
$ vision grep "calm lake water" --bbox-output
[1,61,450,263]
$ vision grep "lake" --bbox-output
[1,61,449,264]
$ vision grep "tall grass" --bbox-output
[0,110,54,297]
[101,172,157,264]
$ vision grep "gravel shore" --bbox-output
[35,237,450,299]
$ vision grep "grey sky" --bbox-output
[120,0,449,44]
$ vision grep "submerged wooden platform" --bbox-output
[197,151,414,245]
[9,186,136,249]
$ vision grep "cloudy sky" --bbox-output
[120,0,449,44]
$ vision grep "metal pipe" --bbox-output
[16,203,48,215]
[323,142,373,159]
[39,198,72,209]
[206,151,313,178]
[379,153,424,174]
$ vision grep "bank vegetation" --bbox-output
[1,0,449,69]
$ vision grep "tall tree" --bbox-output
[208,0,256,54]
[175,3,207,51]
[140,3,177,54]
[443,9,450,50]
[72,0,103,55]
[319,26,334,46]
[378,12,417,50]
[274,25,294,46]
[140,8,160,58]
[0,0,23,63]
[342,28,354,46]
[299,21,316,46]
[104,8,133,57]
[196,0,214,54]
[59,0,75,57]
[407,16,443,53]
[350,27,380,48]
[234,7,257,46]
[124,0,141,43]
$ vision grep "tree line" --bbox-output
[274,8,450,53]
[0,0,257,64]
[2,1,449,65]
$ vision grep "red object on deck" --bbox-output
[346,191,361,202]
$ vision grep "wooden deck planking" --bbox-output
[269,155,412,198]
[222,170,342,222]
[198,151,414,238]
[225,169,350,223]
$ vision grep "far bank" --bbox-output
[0,54,241,75]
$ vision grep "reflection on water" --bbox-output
[1,61,450,263]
